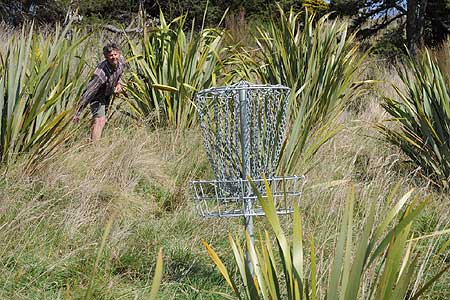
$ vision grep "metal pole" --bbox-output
[239,88,254,276]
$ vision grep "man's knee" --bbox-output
[92,116,106,127]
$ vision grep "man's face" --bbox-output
[105,50,120,68]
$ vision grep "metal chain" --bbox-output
[196,81,290,198]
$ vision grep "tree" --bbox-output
[330,0,450,55]
[406,0,427,55]
[426,0,450,46]
[0,0,64,24]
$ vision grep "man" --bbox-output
[73,43,125,141]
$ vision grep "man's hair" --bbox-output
[103,43,120,55]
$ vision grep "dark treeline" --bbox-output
[0,0,323,25]
[1,0,449,55]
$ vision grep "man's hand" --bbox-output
[114,83,123,94]
[73,114,81,123]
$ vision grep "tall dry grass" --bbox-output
[224,7,254,47]
[433,40,450,81]
[0,17,448,300]
[9,126,236,297]
[0,125,234,298]
[1,94,448,298]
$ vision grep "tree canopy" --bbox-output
[0,0,449,56]
[331,0,450,54]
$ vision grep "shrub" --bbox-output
[378,50,450,188]
[235,6,366,173]
[0,24,88,169]
[127,12,227,128]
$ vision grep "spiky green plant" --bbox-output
[0,24,88,169]
[204,179,450,299]
[235,7,366,174]
[127,12,227,128]
[378,50,450,188]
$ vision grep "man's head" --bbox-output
[103,43,120,68]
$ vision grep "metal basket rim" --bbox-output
[197,83,290,97]
[190,175,304,184]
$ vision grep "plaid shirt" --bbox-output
[75,56,125,116]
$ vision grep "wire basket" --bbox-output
[196,81,290,181]
[191,176,305,218]
[191,81,304,218]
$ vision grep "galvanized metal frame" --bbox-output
[191,175,305,218]
[191,81,304,275]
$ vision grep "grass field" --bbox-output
[0,13,449,299]
[0,83,448,298]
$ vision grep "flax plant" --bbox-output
[236,7,366,174]
[127,12,227,128]
[204,179,450,299]
[0,24,88,169]
[378,50,450,188]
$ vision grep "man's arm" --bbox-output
[114,57,126,94]
[73,74,104,122]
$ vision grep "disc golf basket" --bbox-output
[190,81,305,272]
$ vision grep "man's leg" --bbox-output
[90,101,107,141]
[91,116,106,141]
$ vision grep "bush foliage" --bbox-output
[0,24,88,169]
[379,51,450,188]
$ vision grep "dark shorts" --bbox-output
[90,98,110,118]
